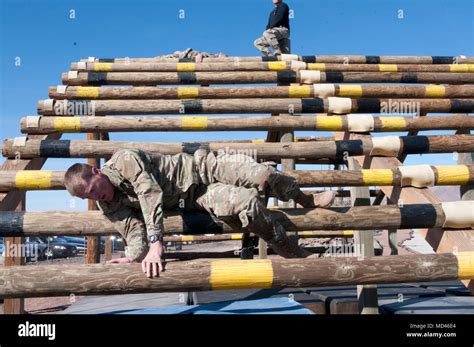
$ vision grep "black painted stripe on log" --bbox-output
[301,99,325,113]
[400,73,418,83]
[277,71,298,83]
[0,212,24,234]
[400,204,437,229]
[325,72,344,83]
[87,72,107,86]
[432,56,455,64]
[262,56,278,61]
[39,140,71,158]
[182,211,224,235]
[178,58,194,62]
[302,56,316,63]
[365,56,380,64]
[177,72,197,84]
[450,99,474,113]
[336,139,364,157]
[97,59,114,63]
[356,99,381,113]
[181,100,203,114]
[401,136,430,154]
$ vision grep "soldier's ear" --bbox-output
[91,167,101,176]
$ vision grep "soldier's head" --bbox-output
[64,163,115,202]
[273,0,281,5]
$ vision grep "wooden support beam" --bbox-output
[3,135,473,159]
[22,114,474,134]
[48,85,474,100]
[36,98,474,115]
[61,71,474,86]
[0,252,472,298]
[0,202,472,236]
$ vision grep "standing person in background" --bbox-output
[254,0,291,56]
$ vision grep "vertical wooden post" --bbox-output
[4,193,26,314]
[457,129,474,201]
[348,157,379,314]
[100,132,112,262]
[87,132,101,264]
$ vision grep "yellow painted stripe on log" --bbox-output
[449,64,469,73]
[338,85,363,97]
[54,117,81,132]
[230,234,243,240]
[316,116,343,130]
[379,116,407,131]
[180,235,194,242]
[288,85,311,98]
[456,252,474,279]
[268,61,287,71]
[177,62,196,72]
[181,116,208,130]
[469,64,474,72]
[378,64,398,72]
[210,259,273,290]
[425,85,446,97]
[252,139,265,143]
[177,87,199,98]
[307,63,326,71]
[15,171,53,189]
[361,169,394,185]
[76,87,100,98]
[435,165,470,185]
[93,63,113,71]
[343,230,354,236]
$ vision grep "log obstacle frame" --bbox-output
[1,53,474,312]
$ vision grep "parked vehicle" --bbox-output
[32,237,77,260]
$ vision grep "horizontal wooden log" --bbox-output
[37,98,474,116]
[84,55,474,64]
[21,115,474,134]
[48,85,474,100]
[3,135,473,159]
[1,165,473,191]
[62,71,474,86]
[0,202,471,237]
[0,252,472,298]
[70,61,474,73]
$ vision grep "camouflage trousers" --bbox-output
[254,27,291,56]
[191,149,309,258]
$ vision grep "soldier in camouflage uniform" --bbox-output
[64,148,336,278]
[159,48,227,63]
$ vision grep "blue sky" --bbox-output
[0,0,473,211]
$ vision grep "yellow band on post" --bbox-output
[307,63,326,71]
[210,259,273,290]
[425,85,445,97]
[76,87,100,98]
[54,117,81,132]
[456,252,474,279]
[379,116,407,131]
[316,116,343,130]
[378,64,398,72]
[449,64,469,73]
[361,169,394,185]
[435,165,470,185]
[338,85,363,97]
[180,235,194,242]
[230,234,243,240]
[268,61,287,71]
[177,87,199,98]
[15,171,53,190]
[181,116,208,130]
[93,63,113,71]
[251,139,265,143]
[343,230,354,236]
[177,63,196,72]
[288,85,311,98]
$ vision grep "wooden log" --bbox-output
[0,202,471,236]
[3,135,473,159]
[48,85,474,100]
[83,55,474,64]
[36,98,474,116]
[70,61,474,73]
[61,71,474,86]
[0,252,472,298]
[21,115,474,134]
